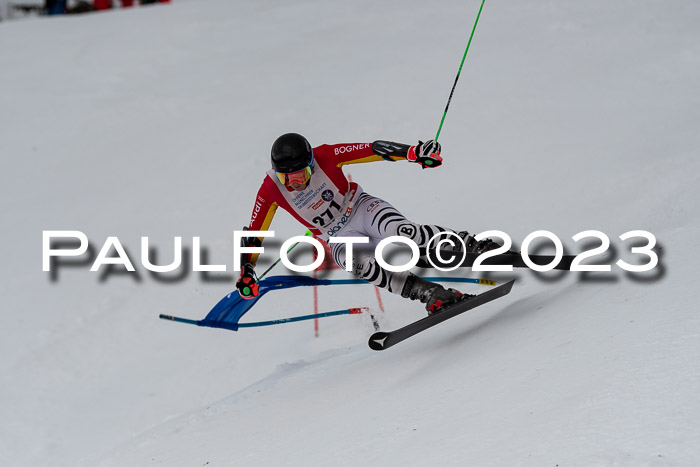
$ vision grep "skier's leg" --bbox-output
[354,193,501,254]
[332,245,468,314]
[329,225,410,295]
[354,193,455,250]
[331,193,472,313]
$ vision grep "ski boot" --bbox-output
[401,273,474,315]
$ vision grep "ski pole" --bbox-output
[435,0,486,142]
[159,307,369,329]
[258,229,313,280]
[236,307,369,328]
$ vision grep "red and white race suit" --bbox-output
[244,142,456,296]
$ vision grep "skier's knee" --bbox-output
[395,222,421,242]
[395,222,453,249]
[354,255,376,278]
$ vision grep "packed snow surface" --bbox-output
[1,0,699,465]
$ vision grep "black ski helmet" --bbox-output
[271,133,313,174]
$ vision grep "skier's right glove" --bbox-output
[407,140,443,169]
[236,263,259,300]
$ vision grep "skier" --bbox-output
[236,133,499,314]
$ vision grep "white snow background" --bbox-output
[1,0,699,466]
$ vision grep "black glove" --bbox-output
[236,263,259,299]
[407,140,443,168]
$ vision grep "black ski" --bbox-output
[368,279,515,351]
[416,251,576,270]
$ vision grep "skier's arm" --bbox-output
[236,182,278,300]
[334,140,443,168]
[242,184,278,268]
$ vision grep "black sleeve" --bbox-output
[239,226,263,267]
[371,140,411,162]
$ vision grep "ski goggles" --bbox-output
[276,162,313,186]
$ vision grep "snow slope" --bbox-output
[1,0,699,465]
